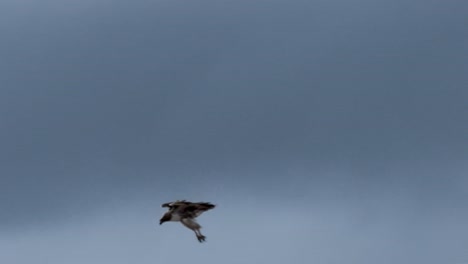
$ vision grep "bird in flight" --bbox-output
[159,200,216,242]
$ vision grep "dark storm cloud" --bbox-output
[0,0,467,255]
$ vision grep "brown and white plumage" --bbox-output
[159,200,216,242]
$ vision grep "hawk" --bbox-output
[159,200,216,242]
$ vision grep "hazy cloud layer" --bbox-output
[1,0,467,263]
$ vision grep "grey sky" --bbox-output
[1,0,467,263]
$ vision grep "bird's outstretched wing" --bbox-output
[180,202,216,218]
[161,200,191,209]
[162,200,216,217]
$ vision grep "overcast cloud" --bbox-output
[1,0,467,263]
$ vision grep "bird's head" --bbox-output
[159,212,171,225]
